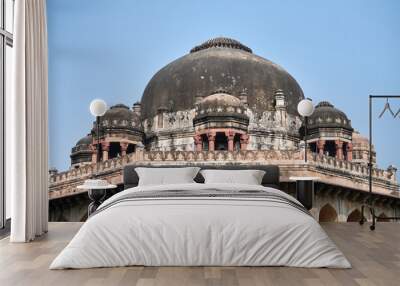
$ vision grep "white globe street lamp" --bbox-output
[297,98,314,162]
[89,99,108,169]
[297,98,314,117]
[83,99,111,216]
[90,99,107,117]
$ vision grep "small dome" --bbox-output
[103,104,136,121]
[351,130,376,165]
[352,131,375,151]
[308,101,353,130]
[71,134,93,166]
[96,103,142,132]
[195,91,246,117]
[200,92,242,108]
[352,131,368,143]
[194,91,249,129]
[75,134,92,146]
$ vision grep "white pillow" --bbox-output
[136,167,200,186]
[200,169,266,185]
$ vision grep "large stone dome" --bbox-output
[141,37,304,120]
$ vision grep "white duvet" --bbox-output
[50,183,351,269]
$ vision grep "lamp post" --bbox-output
[79,99,113,217]
[297,98,314,162]
[89,99,107,174]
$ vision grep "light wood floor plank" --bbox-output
[0,222,399,286]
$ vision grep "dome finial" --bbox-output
[190,37,252,53]
[211,88,231,95]
[316,101,334,108]
[111,103,130,110]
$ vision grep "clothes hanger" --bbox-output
[378,98,395,118]
[394,107,400,118]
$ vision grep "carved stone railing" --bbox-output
[49,150,399,199]
[307,153,398,193]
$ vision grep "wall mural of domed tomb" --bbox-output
[48,37,399,222]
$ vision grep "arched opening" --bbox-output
[342,142,348,161]
[347,209,363,222]
[234,134,241,151]
[324,141,336,157]
[201,134,209,151]
[319,204,338,222]
[377,213,390,222]
[108,142,121,159]
[309,142,317,153]
[126,144,136,154]
[215,132,228,150]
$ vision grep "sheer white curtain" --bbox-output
[8,0,48,242]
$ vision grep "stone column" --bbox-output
[226,131,235,151]
[193,135,202,152]
[120,142,129,156]
[101,142,110,161]
[346,142,353,161]
[207,132,216,151]
[91,144,97,163]
[335,140,343,160]
[317,140,325,156]
[240,134,249,150]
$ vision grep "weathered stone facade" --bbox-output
[49,149,400,222]
[50,37,400,222]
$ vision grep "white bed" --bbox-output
[50,183,351,269]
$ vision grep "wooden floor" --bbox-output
[0,222,399,286]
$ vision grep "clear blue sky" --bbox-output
[47,0,400,173]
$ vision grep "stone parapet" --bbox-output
[49,150,399,200]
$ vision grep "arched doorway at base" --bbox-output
[347,209,365,222]
[377,213,390,222]
[319,204,338,222]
